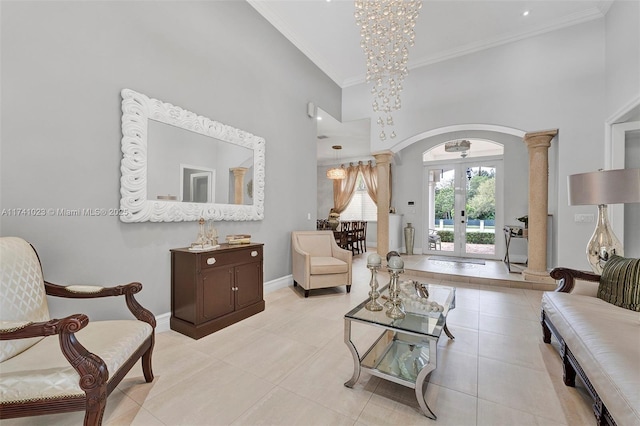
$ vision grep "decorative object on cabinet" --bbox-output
[0,237,155,426]
[189,218,220,251]
[226,234,251,244]
[120,89,265,222]
[291,231,352,297]
[567,168,640,273]
[170,243,264,339]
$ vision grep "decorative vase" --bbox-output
[404,223,415,255]
[328,217,339,231]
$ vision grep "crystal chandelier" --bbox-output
[355,0,422,141]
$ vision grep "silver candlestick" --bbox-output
[365,264,384,311]
[386,268,406,319]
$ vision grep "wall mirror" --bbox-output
[120,89,265,222]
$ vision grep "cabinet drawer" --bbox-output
[200,246,263,270]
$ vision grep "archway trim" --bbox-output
[390,123,527,154]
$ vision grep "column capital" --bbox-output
[524,129,558,149]
[372,150,394,164]
[230,167,248,176]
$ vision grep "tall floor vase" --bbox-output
[404,223,415,255]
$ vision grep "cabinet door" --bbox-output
[201,267,234,321]
[235,261,262,310]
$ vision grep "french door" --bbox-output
[425,160,500,258]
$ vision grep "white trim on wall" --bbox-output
[390,124,526,154]
[604,95,640,245]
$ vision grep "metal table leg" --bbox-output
[343,319,361,388]
[415,339,438,419]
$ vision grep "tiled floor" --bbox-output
[5,253,596,425]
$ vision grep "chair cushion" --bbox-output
[0,237,50,362]
[0,320,152,403]
[597,255,640,311]
[310,257,348,275]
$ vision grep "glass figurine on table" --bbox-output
[189,218,220,251]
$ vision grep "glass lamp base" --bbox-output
[587,204,623,274]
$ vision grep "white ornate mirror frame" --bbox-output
[120,89,265,222]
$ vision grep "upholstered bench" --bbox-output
[542,256,640,426]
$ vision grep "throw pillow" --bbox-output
[597,255,640,311]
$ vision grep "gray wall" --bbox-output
[0,1,340,320]
[605,0,640,118]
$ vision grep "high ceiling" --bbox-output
[248,0,612,162]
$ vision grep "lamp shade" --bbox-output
[568,168,640,205]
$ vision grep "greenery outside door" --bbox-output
[426,162,499,258]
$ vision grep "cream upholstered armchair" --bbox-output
[0,237,155,425]
[291,231,352,297]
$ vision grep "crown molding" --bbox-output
[343,5,607,88]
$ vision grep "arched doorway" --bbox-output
[423,139,504,259]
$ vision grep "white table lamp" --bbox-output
[568,168,640,273]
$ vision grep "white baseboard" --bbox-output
[155,312,171,333]
[155,275,294,333]
[509,254,528,264]
[264,274,293,294]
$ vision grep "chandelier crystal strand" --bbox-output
[355,0,422,141]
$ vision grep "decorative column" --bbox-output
[373,151,393,257]
[230,167,248,205]
[522,129,557,283]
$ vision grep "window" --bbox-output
[340,173,377,221]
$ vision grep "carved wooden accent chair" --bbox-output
[0,237,155,425]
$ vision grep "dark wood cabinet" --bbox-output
[170,243,265,339]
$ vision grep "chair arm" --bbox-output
[0,313,109,395]
[0,314,89,340]
[45,281,156,328]
[331,245,352,263]
[292,246,311,285]
[550,267,600,293]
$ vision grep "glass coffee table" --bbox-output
[343,282,456,419]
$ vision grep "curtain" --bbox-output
[359,160,378,204]
[333,163,359,213]
[333,160,389,212]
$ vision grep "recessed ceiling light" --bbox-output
[317,116,322,120]
[523,10,530,16]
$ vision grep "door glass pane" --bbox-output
[464,166,496,256]
[433,167,455,252]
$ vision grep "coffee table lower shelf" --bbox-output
[344,327,439,419]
